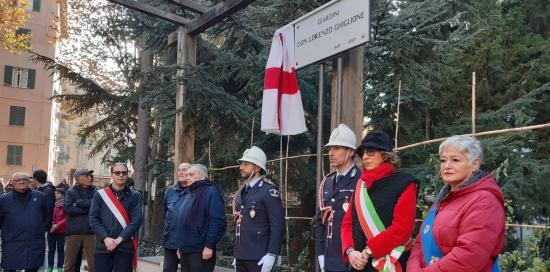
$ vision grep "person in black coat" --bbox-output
[174,164,227,272]
[63,168,97,272]
[89,162,143,272]
[33,169,55,231]
[233,146,285,272]
[0,172,49,272]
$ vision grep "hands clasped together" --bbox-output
[348,248,371,270]
[103,237,124,252]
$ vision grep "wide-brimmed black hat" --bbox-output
[356,130,393,156]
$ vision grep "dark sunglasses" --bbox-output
[362,149,381,156]
[112,171,129,176]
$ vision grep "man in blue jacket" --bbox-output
[162,162,192,272]
[0,172,49,272]
[176,164,227,272]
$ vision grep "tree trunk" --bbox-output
[135,48,153,192]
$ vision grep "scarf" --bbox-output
[361,162,394,188]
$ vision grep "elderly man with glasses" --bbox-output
[174,164,227,272]
[0,172,49,272]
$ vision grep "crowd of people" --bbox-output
[0,123,505,272]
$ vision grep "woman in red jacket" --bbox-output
[341,131,418,271]
[48,187,67,272]
[406,135,505,272]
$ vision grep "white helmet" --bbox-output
[238,146,267,173]
[325,123,357,149]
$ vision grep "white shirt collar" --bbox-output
[337,164,355,177]
[248,177,262,188]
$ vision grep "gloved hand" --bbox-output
[232,258,236,271]
[257,254,276,272]
[318,255,325,272]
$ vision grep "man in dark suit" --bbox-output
[314,124,361,272]
[233,146,285,272]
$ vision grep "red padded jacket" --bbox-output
[407,174,505,272]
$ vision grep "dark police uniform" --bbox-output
[234,179,285,272]
[314,165,361,272]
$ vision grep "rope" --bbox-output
[209,153,329,171]
[395,123,550,152]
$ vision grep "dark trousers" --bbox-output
[236,259,262,272]
[48,233,65,268]
[163,248,179,272]
[94,252,133,272]
[180,252,216,272]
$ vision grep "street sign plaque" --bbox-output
[294,0,370,69]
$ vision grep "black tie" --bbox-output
[242,185,252,199]
[333,175,342,191]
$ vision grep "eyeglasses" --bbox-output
[363,149,380,156]
[12,178,30,184]
[112,171,129,176]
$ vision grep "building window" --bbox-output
[28,0,41,12]
[7,145,23,166]
[15,28,32,47]
[9,106,25,126]
[3,65,36,89]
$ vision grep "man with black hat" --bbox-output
[314,124,362,272]
[63,168,97,272]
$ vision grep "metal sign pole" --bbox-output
[315,63,324,272]
[336,56,344,124]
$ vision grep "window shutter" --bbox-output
[16,28,31,35]
[27,69,36,89]
[33,0,41,12]
[4,65,13,86]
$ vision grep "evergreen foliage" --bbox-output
[32,0,549,267]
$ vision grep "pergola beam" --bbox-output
[164,0,209,14]
[187,0,256,35]
[109,0,192,26]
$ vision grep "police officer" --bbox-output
[314,124,361,272]
[233,146,285,272]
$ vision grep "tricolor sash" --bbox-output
[354,180,405,272]
[98,187,138,270]
[420,206,500,271]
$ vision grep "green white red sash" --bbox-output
[98,187,138,271]
[354,180,405,272]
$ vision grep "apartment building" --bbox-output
[0,0,57,181]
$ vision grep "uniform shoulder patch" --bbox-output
[262,178,274,185]
[269,188,280,198]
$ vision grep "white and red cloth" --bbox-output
[261,26,307,135]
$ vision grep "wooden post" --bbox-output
[175,27,197,171]
[134,48,153,192]
[395,80,401,149]
[330,46,364,143]
[472,71,476,134]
